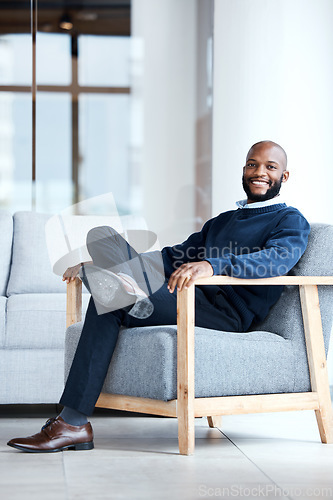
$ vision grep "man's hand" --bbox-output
[62,260,94,284]
[62,264,82,284]
[167,261,213,293]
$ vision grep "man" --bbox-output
[7,140,310,453]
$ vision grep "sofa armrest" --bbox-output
[66,278,82,328]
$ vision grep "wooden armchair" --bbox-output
[66,273,333,455]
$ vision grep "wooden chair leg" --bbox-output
[315,407,333,444]
[299,284,333,443]
[207,416,222,428]
[178,413,195,455]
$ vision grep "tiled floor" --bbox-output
[1,406,333,500]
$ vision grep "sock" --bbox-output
[60,406,88,426]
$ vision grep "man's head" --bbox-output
[242,141,289,204]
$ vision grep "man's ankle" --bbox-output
[59,406,88,426]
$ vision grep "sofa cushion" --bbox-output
[0,297,7,347]
[7,212,66,295]
[0,349,66,404]
[46,213,150,276]
[0,212,13,296]
[6,293,90,349]
[65,322,302,401]
[7,212,150,295]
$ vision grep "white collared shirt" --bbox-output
[236,195,285,209]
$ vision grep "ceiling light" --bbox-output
[59,13,73,31]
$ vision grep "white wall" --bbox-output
[213,0,333,384]
[212,0,333,222]
[131,0,196,247]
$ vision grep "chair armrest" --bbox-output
[194,276,333,286]
[175,275,333,427]
[176,274,333,336]
[65,275,333,329]
[176,274,333,394]
[66,278,82,328]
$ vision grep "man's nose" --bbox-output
[254,164,267,176]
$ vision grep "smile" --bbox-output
[250,180,270,186]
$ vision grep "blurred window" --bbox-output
[0,34,32,86]
[36,33,71,85]
[36,92,72,213]
[79,93,130,214]
[78,36,130,87]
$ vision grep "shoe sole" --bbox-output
[81,266,128,309]
[7,441,94,453]
[128,297,154,319]
[82,265,153,315]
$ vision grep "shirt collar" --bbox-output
[236,195,284,209]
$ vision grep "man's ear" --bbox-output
[282,170,289,183]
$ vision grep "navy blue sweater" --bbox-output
[162,203,310,330]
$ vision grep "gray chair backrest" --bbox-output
[253,224,333,354]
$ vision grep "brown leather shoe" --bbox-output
[7,416,94,453]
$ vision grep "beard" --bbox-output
[242,173,284,202]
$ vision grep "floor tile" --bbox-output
[223,439,333,485]
[0,484,67,500]
[63,447,272,500]
[221,411,333,490]
[269,482,333,500]
[1,410,333,500]
[220,410,321,442]
[90,415,224,440]
[0,452,65,486]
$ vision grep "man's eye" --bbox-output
[267,165,277,169]
[247,163,256,167]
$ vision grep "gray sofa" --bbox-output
[64,224,333,401]
[0,210,144,405]
[0,211,88,404]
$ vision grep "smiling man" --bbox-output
[7,140,311,454]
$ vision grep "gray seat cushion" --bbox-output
[6,293,90,349]
[0,348,66,404]
[65,321,306,401]
[0,297,7,347]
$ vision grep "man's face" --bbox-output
[242,143,289,203]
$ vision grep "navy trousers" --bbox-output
[59,226,243,416]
